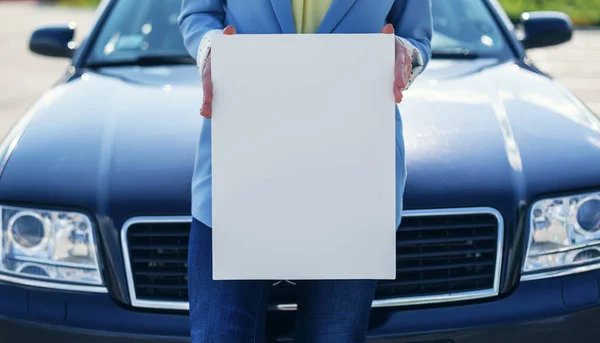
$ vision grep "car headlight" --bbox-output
[0,205,103,287]
[523,192,600,280]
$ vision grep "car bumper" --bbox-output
[2,270,600,343]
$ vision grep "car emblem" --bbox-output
[272,280,296,286]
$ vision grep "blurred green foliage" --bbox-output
[56,0,100,7]
[498,0,600,26]
[56,0,600,26]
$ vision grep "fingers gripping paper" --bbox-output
[211,34,396,280]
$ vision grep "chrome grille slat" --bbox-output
[396,260,494,273]
[121,208,503,311]
[395,235,496,246]
[396,247,496,259]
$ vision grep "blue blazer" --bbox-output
[179,0,433,228]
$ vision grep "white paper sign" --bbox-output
[211,34,396,280]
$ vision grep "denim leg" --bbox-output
[294,279,379,343]
[188,219,271,343]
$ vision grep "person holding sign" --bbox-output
[179,0,432,341]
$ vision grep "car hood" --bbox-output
[1,60,600,226]
[400,60,600,211]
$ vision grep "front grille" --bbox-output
[125,221,189,302]
[122,209,502,310]
[378,212,499,300]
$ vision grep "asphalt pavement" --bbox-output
[0,1,598,139]
[0,1,95,137]
[528,29,600,116]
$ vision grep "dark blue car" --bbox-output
[1,0,599,341]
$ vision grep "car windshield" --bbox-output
[84,0,512,66]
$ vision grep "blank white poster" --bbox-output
[211,34,396,280]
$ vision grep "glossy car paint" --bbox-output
[1,266,600,341]
[2,57,600,305]
[1,0,600,341]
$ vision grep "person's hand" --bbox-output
[200,25,236,119]
[381,24,412,103]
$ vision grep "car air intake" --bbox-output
[123,209,502,310]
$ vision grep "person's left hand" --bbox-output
[381,24,412,103]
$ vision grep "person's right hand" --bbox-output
[200,25,236,119]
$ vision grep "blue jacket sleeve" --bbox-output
[178,0,226,59]
[387,0,433,70]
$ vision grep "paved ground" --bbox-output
[0,2,598,139]
[528,29,600,115]
[0,1,94,137]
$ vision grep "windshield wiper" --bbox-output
[85,55,195,68]
[432,48,481,59]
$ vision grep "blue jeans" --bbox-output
[188,219,379,342]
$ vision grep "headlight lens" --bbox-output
[524,193,600,277]
[0,205,102,286]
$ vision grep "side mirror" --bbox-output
[29,23,77,58]
[519,11,573,49]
